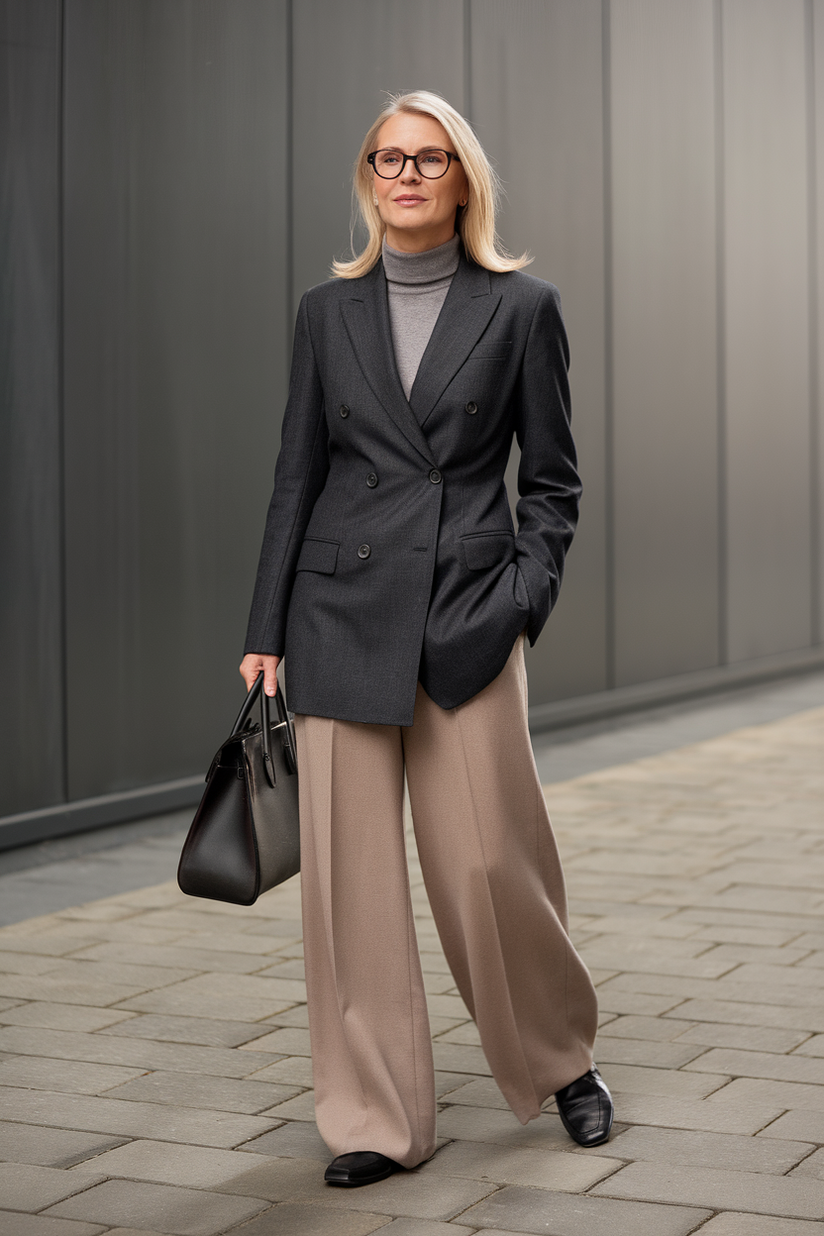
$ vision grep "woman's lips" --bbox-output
[393,195,427,205]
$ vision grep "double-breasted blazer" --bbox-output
[244,250,581,727]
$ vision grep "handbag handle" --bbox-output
[232,674,297,785]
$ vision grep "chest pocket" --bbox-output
[461,531,515,570]
[296,538,339,574]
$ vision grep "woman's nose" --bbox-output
[400,158,421,182]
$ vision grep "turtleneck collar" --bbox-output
[382,233,461,286]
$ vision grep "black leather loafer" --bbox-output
[555,1066,614,1146]
[324,1151,402,1187]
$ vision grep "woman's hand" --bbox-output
[239,653,280,697]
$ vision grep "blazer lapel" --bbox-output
[340,263,436,466]
[409,256,502,427]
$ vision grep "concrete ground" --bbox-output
[2,670,824,1234]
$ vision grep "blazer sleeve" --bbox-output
[513,283,581,647]
[243,291,330,656]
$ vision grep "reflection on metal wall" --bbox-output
[2,0,823,839]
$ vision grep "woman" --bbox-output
[240,90,613,1188]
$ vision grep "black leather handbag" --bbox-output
[177,674,300,905]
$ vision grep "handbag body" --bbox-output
[177,675,299,905]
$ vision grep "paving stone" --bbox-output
[436,1023,481,1046]
[0,1056,147,1094]
[593,1036,704,1069]
[0,1004,138,1033]
[697,1216,824,1235]
[685,1047,824,1086]
[0,1026,277,1079]
[790,1147,824,1178]
[0,952,77,976]
[595,1015,695,1042]
[607,1125,814,1173]
[115,972,301,1021]
[44,1179,268,1236]
[591,1160,824,1219]
[0,975,156,1007]
[459,1186,710,1235]
[790,1035,824,1059]
[707,1077,824,1113]
[76,1140,276,1188]
[261,1004,311,1028]
[675,1022,811,1053]
[237,1121,329,1160]
[245,1056,313,1087]
[0,1087,280,1148]
[0,1164,105,1211]
[663,999,824,1033]
[237,1026,311,1055]
[440,1078,509,1110]
[67,942,275,975]
[595,990,688,1017]
[608,1093,783,1134]
[0,1123,126,1168]
[759,1112,824,1143]
[0,1215,105,1236]
[375,1222,474,1236]
[597,1061,728,1099]
[221,1204,387,1235]
[420,1139,620,1190]
[102,1070,300,1114]
[97,1014,269,1047]
[436,1105,596,1152]
[431,1043,492,1076]
[260,1090,317,1121]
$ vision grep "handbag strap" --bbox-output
[232,674,297,785]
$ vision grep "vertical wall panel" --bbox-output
[723,0,812,661]
[63,0,289,799]
[611,0,719,686]
[291,0,465,311]
[0,0,65,814]
[471,0,608,704]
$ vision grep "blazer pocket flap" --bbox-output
[468,339,513,360]
[462,532,515,571]
[296,538,339,574]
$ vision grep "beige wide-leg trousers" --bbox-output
[294,634,598,1169]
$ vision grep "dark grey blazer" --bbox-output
[244,251,580,726]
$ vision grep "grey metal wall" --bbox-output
[3,0,823,839]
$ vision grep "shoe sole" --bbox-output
[324,1164,399,1187]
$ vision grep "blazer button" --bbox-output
[366,472,378,488]
[429,468,442,484]
[465,401,478,414]
[357,544,371,559]
[340,404,350,418]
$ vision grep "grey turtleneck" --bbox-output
[382,234,461,401]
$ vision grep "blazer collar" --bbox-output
[339,251,501,459]
[409,254,501,427]
[339,262,435,466]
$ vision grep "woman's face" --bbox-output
[371,112,468,253]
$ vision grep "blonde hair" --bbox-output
[332,90,531,279]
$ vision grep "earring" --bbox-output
[373,193,379,205]
[459,198,467,207]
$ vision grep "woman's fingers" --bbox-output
[262,657,280,697]
[239,652,279,694]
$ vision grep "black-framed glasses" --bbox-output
[367,148,460,180]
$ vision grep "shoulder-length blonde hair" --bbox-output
[332,90,531,279]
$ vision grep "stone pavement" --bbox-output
[2,701,824,1234]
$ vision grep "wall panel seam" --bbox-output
[808,0,821,642]
[714,0,728,665]
[602,0,615,689]
[58,0,69,804]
